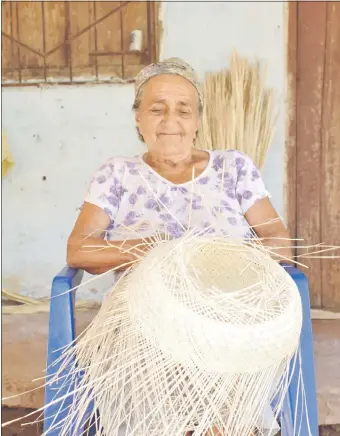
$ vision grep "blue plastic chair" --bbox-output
[43,265,319,435]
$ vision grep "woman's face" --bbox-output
[135,74,200,158]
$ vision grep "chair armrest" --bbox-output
[279,264,319,435]
[48,266,84,353]
[44,266,84,434]
[52,266,84,296]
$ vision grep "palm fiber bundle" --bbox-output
[195,52,276,169]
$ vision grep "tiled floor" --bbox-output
[2,407,340,435]
[2,317,340,434]
[2,407,42,436]
[320,425,340,435]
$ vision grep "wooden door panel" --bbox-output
[288,2,340,310]
[296,2,327,307]
[321,3,340,310]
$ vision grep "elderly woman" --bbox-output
[67,58,291,435]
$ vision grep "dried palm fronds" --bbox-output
[195,51,277,169]
[2,288,42,305]
[1,288,100,314]
[15,235,302,436]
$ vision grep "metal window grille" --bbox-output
[2,1,159,86]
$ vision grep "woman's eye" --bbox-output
[151,108,162,113]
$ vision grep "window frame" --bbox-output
[1,1,160,87]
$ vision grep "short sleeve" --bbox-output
[84,160,121,227]
[235,152,271,214]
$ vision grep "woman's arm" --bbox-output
[67,202,147,275]
[244,197,294,263]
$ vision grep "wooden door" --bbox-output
[287,2,340,310]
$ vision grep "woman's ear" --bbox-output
[135,111,140,127]
[196,118,201,135]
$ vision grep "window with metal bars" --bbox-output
[1,1,160,86]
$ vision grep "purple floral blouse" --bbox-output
[84,150,270,241]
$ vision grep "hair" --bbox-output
[132,90,146,142]
[132,83,203,143]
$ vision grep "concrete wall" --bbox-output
[2,2,286,299]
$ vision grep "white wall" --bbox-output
[2,2,286,299]
[161,1,286,216]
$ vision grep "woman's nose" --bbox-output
[162,109,178,125]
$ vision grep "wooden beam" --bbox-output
[286,2,297,244]
[296,2,327,308]
[321,2,340,311]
